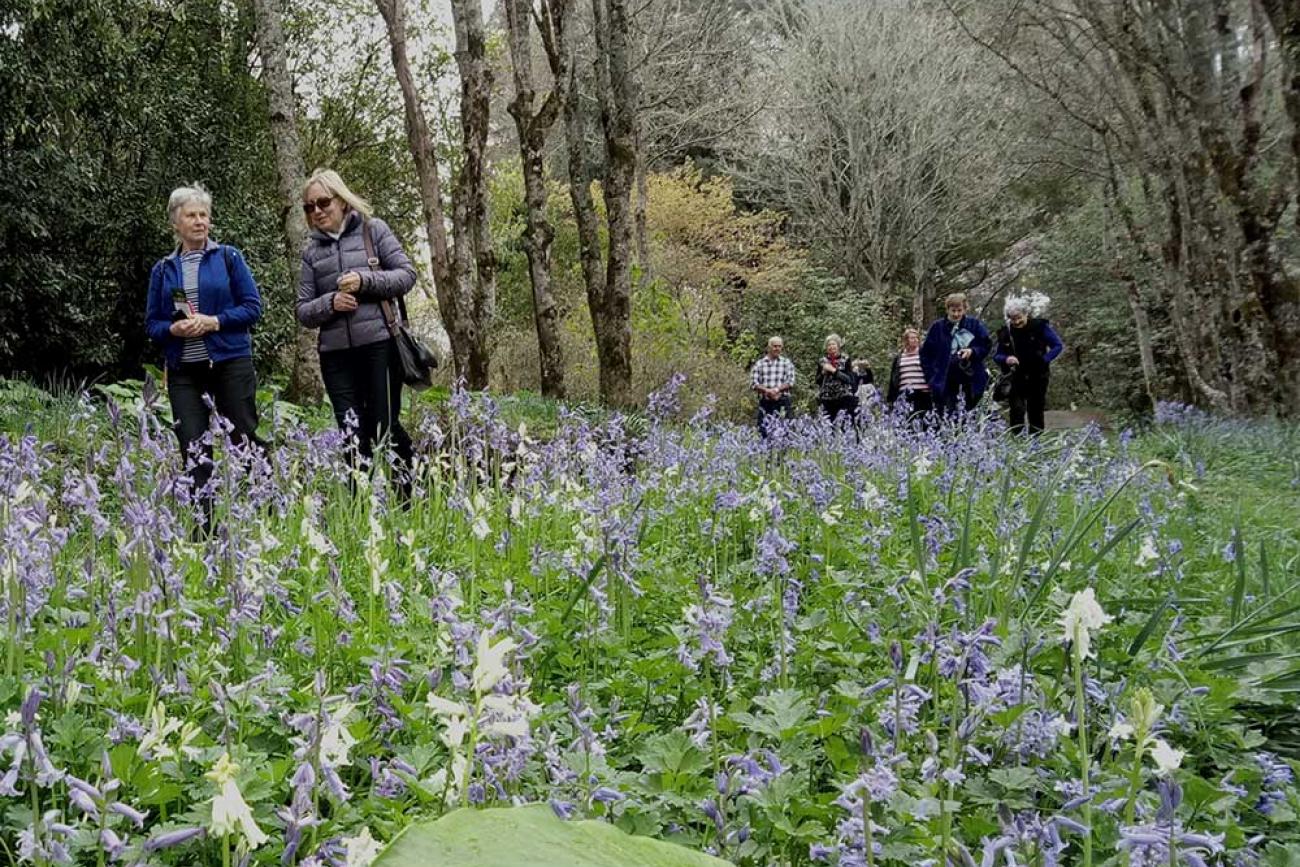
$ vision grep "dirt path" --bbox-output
[1044,408,1111,430]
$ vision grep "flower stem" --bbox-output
[1073,637,1092,867]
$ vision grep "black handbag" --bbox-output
[993,373,1014,403]
[362,220,438,390]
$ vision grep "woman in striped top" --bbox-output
[145,184,264,533]
[885,327,933,419]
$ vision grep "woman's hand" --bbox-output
[958,348,973,361]
[1006,355,1019,367]
[169,318,200,338]
[333,292,359,312]
[822,361,835,373]
[337,272,362,294]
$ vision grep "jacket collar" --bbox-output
[167,238,220,263]
[309,209,363,244]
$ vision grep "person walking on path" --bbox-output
[921,293,992,416]
[751,336,795,436]
[994,296,1064,435]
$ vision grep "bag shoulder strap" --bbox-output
[361,219,401,335]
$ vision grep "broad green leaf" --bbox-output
[373,804,731,866]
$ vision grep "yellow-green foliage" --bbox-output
[491,163,811,417]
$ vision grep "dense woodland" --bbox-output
[2,0,1300,419]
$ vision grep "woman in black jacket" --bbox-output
[816,334,858,421]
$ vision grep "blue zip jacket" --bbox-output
[920,314,992,401]
[145,241,263,369]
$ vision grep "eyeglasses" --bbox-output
[302,196,336,215]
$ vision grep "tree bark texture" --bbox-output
[250,0,322,404]
[589,0,638,407]
[451,0,497,391]
[505,0,569,399]
[374,0,468,381]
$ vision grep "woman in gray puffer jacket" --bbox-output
[297,169,418,475]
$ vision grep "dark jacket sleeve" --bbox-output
[144,261,173,345]
[886,355,901,405]
[920,322,946,384]
[993,326,1012,368]
[968,318,992,362]
[296,247,337,328]
[216,246,263,332]
[1041,321,1064,364]
[359,218,417,299]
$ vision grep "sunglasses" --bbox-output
[302,196,336,215]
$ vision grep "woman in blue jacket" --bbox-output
[993,296,1064,435]
[920,292,992,416]
[144,184,264,524]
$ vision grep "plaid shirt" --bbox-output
[751,355,796,392]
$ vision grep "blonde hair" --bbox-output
[901,326,920,347]
[944,292,968,308]
[303,168,373,218]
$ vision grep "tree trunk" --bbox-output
[250,0,322,404]
[590,0,638,407]
[1260,0,1300,232]
[451,0,496,391]
[374,0,465,380]
[505,0,568,399]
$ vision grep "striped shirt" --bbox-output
[898,351,928,391]
[178,249,209,363]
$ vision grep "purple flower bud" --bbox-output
[109,801,148,828]
[144,826,206,852]
[550,800,576,820]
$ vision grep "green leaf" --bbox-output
[374,805,732,866]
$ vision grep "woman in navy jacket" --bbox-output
[144,184,264,526]
[920,292,992,415]
[993,296,1064,434]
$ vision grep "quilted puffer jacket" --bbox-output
[296,210,417,352]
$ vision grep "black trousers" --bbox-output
[940,373,981,415]
[903,389,934,421]
[167,357,264,523]
[756,395,791,438]
[1009,377,1049,435]
[320,339,413,473]
[819,396,859,422]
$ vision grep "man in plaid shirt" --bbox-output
[751,335,796,435]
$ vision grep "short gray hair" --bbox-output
[1004,297,1029,317]
[767,335,784,347]
[824,333,843,351]
[167,184,212,225]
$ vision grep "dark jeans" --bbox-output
[320,339,413,474]
[756,395,791,438]
[167,357,264,526]
[1009,376,1048,435]
[818,396,858,422]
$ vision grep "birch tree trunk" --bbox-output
[451,0,497,391]
[505,0,568,398]
[250,0,322,404]
[374,0,465,380]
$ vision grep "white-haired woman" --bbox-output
[993,295,1063,434]
[296,169,417,478]
[144,184,265,530]
[815,334,858,421]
